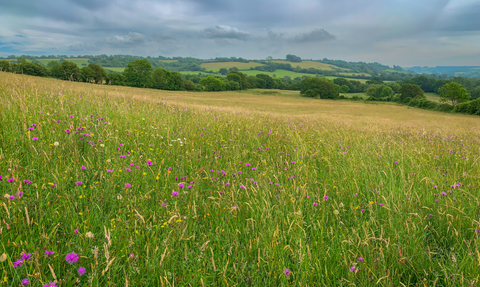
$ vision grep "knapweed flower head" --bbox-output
[32,137,38,141]
[81,165,86,170]
[171,191,179,196]
[65,252,79,264]
[124,183,131,188]
[8,178,15,182]
[284,268,291,276]
[21,278,29,285]
[358,257,364,262]
[312,202,318,207]
[178,183,184,188]
[13,259,24,268]
[77,266,86,276]
[350,266,357,272]
[21,253,32,261]
[324,196,329,200]
[73,229,78,235]
[44,281,58,287]
[476,229,480,235]
[45,250,54,257]
[75,181,82,185]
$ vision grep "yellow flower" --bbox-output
[78,212,83,216]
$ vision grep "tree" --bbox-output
[399,84,424,101]
[438,82,470,106]
[227,71,247,89]
[17,57,27,64]
[123,59,153,88]
[366,76,383,85]
[470,86,480,100]
[50,61,81,81]
[87,64,108,84]
[266,56,273,61]
[19,62,47,77]
[256,74,276,89]
[47,61,60,69]
[339,85,350,94]
[246,76,258,89]
[219,68,228,75]
[81,66,95,82]
[286,54,302,62]
[152,68,173,90]
[170,72,185,90]
[300,77,339,99]
[200,76,226,91]
[108,73,126,86]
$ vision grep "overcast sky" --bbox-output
[0,0,479,66]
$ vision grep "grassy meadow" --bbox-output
[271,61,347,71]
[36,59,90,68]
[1,72,480,286]
[201,62,264,72]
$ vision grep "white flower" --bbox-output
[100,144,105,147]
[333,210,340,215]
[53,142,59,146]
[85,231,95,239]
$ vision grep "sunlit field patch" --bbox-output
[1,72,480,286]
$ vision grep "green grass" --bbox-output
[104,67,125,72]
[425,92,441,103]
[36,58,90,68]
[201,62,264,72]
[1,72,480,286]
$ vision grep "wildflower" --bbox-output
[75,181,82,185]
[85,232,94,239]
[324,196,329,200]
[162,202,168,207]
[81,166,86,170]
[9,195,15,200]
[333,210,339,215]
[178,183,185,188]
[240,185,245,189]
[65,252,79,264]
[124,183,131,188]
[21,278,29,285]
[147,160,153,166]
[360,209,365,212]
[45,250,54,257]
[23,180,32,184]
[21,253,32,261]
[8,178,15,182]
[350,266,357,272]
[312,202,318,207]
[13,259,24,268]
[358,257,364,262]
[476,229,480,235]
[73,229,78,235]
[130,253,135,259]
[44,281,58,287]
[172,191,179,196]
[77,267,86,276]
[284,268,291,276]
[53,142,59,146]
[32,137,38,141]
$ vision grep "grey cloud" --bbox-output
[204,25,250,40]
[292,29,336,43]
[435,3,480,32]
[152,33,174,41]
[104,32,147,46]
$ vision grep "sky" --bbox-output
[0,0,479,67]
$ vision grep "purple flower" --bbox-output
[240,185,245,189]
[74,229,78,235]
[75,181,83,185]
[476,229,480,235]
[360,209,365,212]
[178,183,185,188]
[66,129,71,134]
[8,178,15,182]
[324,196,329,200]
[172,191,179,196]
[21,253,32,261]
[23,180,32,184]
[65,252,79,264]
[147,160,153,166]
[44,281,58,287]
[9,195,15,200]
[45,250,55,257]
[312,202,318,207]
[162,202,168,207]
[130,253,135,259]
[358,257,364,262]
[13,259,24,268]
[21,279,29,285]
[284,268,291,276]
[32,137,38,141]
[124,183,131,188]
[81,165,86,170]
[77,267,86,276]
[350,266,357,272]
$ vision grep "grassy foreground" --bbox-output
[1,73,480,286]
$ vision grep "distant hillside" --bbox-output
[406,66,480,77]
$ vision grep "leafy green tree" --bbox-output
[227,71,247,89]
[170,72,185,90]
[17,57,27,64]
[225,80,241,90]
[366,76,383,85]
[286,54,302,62]
[219,68,228,75]
[18,62,47,77]
[108,73,126,86]
[51,61,81,81]
[399,84,424,101]
[123,59,153,88]
[200,76,226,91]
[0,60,14,72]
[339,85,350,94]
[470,86,480,100]
[152,68,173,90]
[256,74,276,89]
[81,66,95,83]
[47,61,60,69]
[300,77,339,99]
[88,64,108,84]
[228,67,239,71]
[184,79,196,91]
[246,76,258,89]
[438,82,470,106]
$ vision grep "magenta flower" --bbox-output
[162,202,168,207]
[147,160,153,166]
[32,137,38,141]
[23,180,32,184]
[77,266,86,276]
[81,165,86,170]
[349,266,357,272]
[125,183,131,188]
[358,257,364,262]
[75,181,82,185]
[74,229,78,235]
[65,252,79,264]
[21,278,29,285]
[284,268,291,276]
[476,229,480,235]
[360,209,365,212]
[240,185,245,189]
[324,196,329,200]
[130,253,135,259]
[9,195,15,200]
[66,129,71,134]
[13,259,24,268]
[44,281,58,287]
[172,191,179,196]
[8,178,15,182]
[45,250,55,257]
[21,253,32,261]
[312,202,318,207]
[178,183,184,188]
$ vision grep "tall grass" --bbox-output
[1,73,480,286]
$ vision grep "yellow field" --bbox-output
[2,72,478,134]
[271,60,349,71]
[201,61,264,72]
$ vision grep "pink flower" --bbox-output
[172,191,179,196]
[284,268,291,276]
[312,202,318,207]
[125,183,131,188]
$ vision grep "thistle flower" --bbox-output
[45,250,54,257]
[284,268,291,276]
[65,252,79,264]
[77,267,86,276]
[21,253,32,261]
[124,183,131,188]
[172,191,179,196]
[21,278,29,285]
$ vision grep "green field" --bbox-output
[201,61,264,72]
[36,58,90,68]
[2,72,480,285]
[104,67,125,72]
[271,60,348,71]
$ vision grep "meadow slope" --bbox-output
[1,72,480,286]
